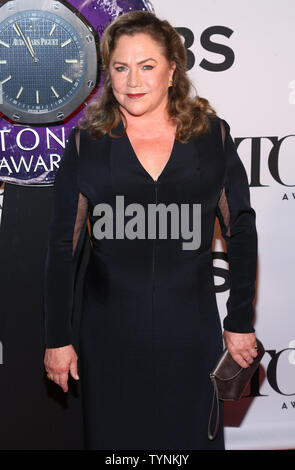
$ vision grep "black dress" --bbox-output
[44,116,257,450]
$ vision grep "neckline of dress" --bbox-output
[123,123,177,183]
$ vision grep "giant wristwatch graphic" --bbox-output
[0,0,154,185]
[0,0,99,124]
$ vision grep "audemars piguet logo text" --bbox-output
[12,38,59,46]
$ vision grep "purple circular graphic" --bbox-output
[0,0,154,186]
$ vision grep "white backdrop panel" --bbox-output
[152,0,295,450]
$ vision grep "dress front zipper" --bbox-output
[151,179,159,433]
[152,180,158,292]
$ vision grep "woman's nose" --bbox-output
[127,68,141,87]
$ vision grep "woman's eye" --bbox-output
[115,66,126,72]
[143,65,153,70]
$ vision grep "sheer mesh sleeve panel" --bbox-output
[73,192,89,257]
[44,128,89,348]
[216,119,258,333]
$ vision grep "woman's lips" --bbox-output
[126,93,146,99]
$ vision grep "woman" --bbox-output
[44,11,258,450]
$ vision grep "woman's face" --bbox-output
[109,32,176,118]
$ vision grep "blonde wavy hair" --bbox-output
[78,10,216,143]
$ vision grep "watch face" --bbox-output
[0,0,99,124]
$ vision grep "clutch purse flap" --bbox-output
[210,338,265,400]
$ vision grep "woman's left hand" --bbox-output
[223,330,258,368]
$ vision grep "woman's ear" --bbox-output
[168,62,176,85]
[170,61,176,76]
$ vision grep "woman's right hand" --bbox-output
[223,330,258,368]
[44,344,79,392]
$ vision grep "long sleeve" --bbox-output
[216,118,258,333]
[43,128,89,348]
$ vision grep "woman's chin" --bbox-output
[121,105,148,117]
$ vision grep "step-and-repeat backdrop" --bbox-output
[0,0,294,450]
